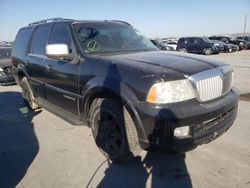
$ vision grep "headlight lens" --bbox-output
[147,79,195,103]
[240,42,243,45]
[174,126,190,137]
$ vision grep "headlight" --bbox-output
[0,67,3,72]
[214,43,219,46]
[240,42,243,45]
[174,126,190,137]
[147,79,195,104]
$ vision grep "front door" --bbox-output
[43,23,79,115]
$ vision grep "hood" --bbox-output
[102,51,227,76]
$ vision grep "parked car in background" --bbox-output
[235,36,250,49]
[177,37,223,55]
[162,40,177,50]
[150,39,174,51]
[211,40,239,53]
[0,47,15,85]
[208,36,247,50]
[12,18,239,163]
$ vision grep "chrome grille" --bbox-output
[189,66,233,102]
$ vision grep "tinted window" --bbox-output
[202,37,212,43]
[221,37,229,43]
[194,38,202,44]
[12,28,33,59]
[49,24,72,47]
[244,36,250,41]
[0,48,11,59]
[187,38,194,43]
[30,25,51,55]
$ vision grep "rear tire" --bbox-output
[89,98,141,163]
[20,77,39,110]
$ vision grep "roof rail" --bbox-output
[28,17,73,26]
[110,20,131,26]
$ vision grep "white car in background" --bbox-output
[162,40,178,50]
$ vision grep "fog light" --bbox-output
[174,126,190,137]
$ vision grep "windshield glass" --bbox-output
[73,22,158,54]
[202,37,213,43]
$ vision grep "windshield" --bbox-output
[73,22,158,54]
[202,37,213,43]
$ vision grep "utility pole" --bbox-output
[244,14,247,34]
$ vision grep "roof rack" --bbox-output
[110,20,131,26]
[28,17,73,26]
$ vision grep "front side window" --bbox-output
[221,38,227,43]
[49,24,72,47]
[73,22,157,54]
[30,25,51,55]
[194,38,202,44]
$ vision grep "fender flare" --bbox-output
[79,78,148,142]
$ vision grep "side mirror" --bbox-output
[45,44,73,61]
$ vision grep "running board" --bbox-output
[33,97,85,126]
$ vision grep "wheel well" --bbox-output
[18,71,25,81]
[86,91,146,141]
[87,91,124,117]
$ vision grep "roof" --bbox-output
[27,17,131,27]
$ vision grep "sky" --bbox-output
[0,0,250,41]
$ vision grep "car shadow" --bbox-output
[96,152,192,188]
[0,91,41,188]
[92,63,192,188]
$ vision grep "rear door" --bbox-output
[43,23,79,115]
[26,24,52,99]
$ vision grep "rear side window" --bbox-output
[30,25,51,55]
[187,38,194,44]
[12,28,33,59]
[0,49,11,59]
[49,24,72,47]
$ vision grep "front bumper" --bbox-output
[134,89,239,152]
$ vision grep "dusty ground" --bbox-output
[0,50,250,188]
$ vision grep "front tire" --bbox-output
[89,98,141,163]
[20,77,39,110]
[203,47,213,55]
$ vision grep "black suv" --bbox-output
[177,37,223,55]
[12,18,239,163]
[208,36,247,50]
[235,36,250,49]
